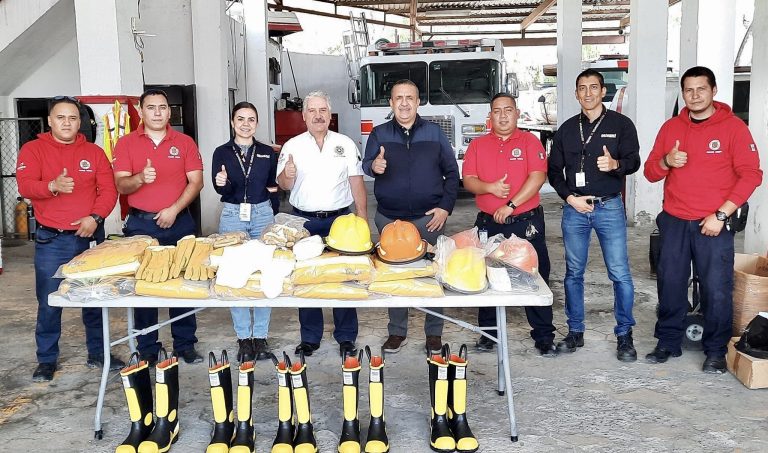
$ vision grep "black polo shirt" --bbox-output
[548,107,640,199]
[211,138,277,205]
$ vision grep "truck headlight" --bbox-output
[461,124,486,134]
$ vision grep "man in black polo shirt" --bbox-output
[548,69,641,362]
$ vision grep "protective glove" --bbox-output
[143,246,174,283]
[170,235,196,278]
[184,238,214,281]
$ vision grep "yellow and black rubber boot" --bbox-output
[270,352,295,453]
[363,346,389,453]
[206,351,235,453]
[290,352,318,453]
[447,345,478,453]
[116,353,154,453]
[138,349,180,453]
[338,349,363,453]
[230,360,256,453]
[427,345,455,453]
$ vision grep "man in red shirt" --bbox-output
[16,96,120,382]
[113,89,204,365]
[644,66,762,373]
[463,93,558,357]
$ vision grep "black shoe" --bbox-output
[556,332,584,353]
[86,354,127,371]
[476,335,496,353]
[295,341,320,357]
[140,352,159,367]
[645,347,682,364]
[339,341,357,358]
[174,348,204,364]
[252,338,271,361]
[32,363,57,382]
[237,338,255,363]
[702,355,727,374]
[534,341,558,357]
[616,331,637,362]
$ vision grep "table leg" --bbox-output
[495,306,505,396]
[127,307,136,354]
[94,307,111,440]
[497,305,519,442]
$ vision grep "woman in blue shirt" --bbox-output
[212,101,279,362]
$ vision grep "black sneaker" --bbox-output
[174,348,204,364]
[339,341,358,358]
[140,352,159,367]
[476,335,496,353]
[556,332,584,353]
[534,341,559,358]
[295,341,320,357]
[616,331,637,362]
[237,339,255,363]
[252,338,271,361]
[645,346,682,364]
[86,354,127,371]
[702,355,727,374]
[32,363,57,382]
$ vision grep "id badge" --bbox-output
[575,172,586,188]
[239,203,251,221]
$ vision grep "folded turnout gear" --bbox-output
[61,235,157,278]
[135,278,211,299]
[291,253,373,285]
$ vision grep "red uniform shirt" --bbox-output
[644,101,762,220]
[463,129,547,215]
[16,132,117,230]
[112,125,203,212]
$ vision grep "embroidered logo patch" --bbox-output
[750,143,757,152]
[539,152,545,160]
[706,139,722,154]
[169,146,180,157]
[601,133,617,138]
[79,159,91,170]
[334,145,345,157]
[17,162,26,171]
[510,148,523,161]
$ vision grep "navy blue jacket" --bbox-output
[362,116,459,219]
[211,138,277,205]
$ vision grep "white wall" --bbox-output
[0,0,62,50]
[139,0,195,85]
[10,37,81,100]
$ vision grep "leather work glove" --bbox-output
[142,246,174,283]
[170,235,196,278]
[184,238,215,281]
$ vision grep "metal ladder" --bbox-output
[343,12,369,79]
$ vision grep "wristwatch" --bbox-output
[506,200,517,210]
[90,214,104,225]
[715,210,728,222]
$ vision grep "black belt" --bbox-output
[478,205,542,225]
[293,207,349,219]
[582,193,621,205]
[38,224,76,235]
[128,208,159,220]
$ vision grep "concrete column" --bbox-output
[191,0,230,234]
[73,0,142,95]
[679,0,735,103]
[556,0,582,127]
[626,0,668,225]
[745,1,768,255]
[243,0,272,144]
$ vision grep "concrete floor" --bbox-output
[1,187,766,452]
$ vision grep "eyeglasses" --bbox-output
[50,96,81,106]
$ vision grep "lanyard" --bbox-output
[578,110,607,172]
[233,144,255,203]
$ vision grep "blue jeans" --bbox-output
[219,201,274,339]
[35,225,105,363]
[124,210,198,354]
[655,211,734,357]
[562,197,635,336]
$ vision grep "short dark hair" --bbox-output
[681,66,717,89]
[490,92,517,109]
[48,96,81,115]
[391,79,419,96]
[576,69,605,89]
[231,101,259,122]
[139,88,169,107]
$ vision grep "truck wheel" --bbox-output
[682,313,704,351]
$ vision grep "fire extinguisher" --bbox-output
[27,202,36,241]
[15,197,28,238]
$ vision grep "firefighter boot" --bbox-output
[138,350,180,453]
[206,351,235,453]
[427,345,455,453]
[290,353,318,453]
[338,350,363,453]
[116,353,155,453]
[447,345,478,453]
[271,352,295,453]
[230,361,256,453]
[363,346,389,453]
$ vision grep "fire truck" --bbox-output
[344,16,516,174]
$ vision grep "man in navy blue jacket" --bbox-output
[362,79,460,355]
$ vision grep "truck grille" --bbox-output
[422,115,455,146]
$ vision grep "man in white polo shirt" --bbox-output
[277,90,367,359]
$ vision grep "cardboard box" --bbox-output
[733,254,768,334]
[727,337,768,389]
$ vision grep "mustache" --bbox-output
[312,118,326,123]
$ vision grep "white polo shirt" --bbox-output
[277,130,363,212]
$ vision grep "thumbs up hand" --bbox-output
[55,168,75,193]
[597,145,618,172]
[215,164,228,187]
[664,140,687,169]
[372,146,387,174]
[284,154,297,179]
[489,173,511,198]
[141,158,156,184]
